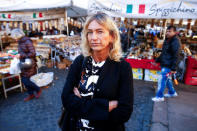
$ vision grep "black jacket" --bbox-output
[61,55,133,131]
[156,35,180,71]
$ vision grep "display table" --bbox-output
[0,68,23,98]
[125,58,161,70]
[125,58,161,81]
[184,56,197,85]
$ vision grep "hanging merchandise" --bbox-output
[77,21,81,28]
[64,18,67,27]
[39,21,43,31]
[124,18,128,28]
[171,19,175,25]
[32,22,35,31]
[51,20,54,27]
[42,22,46,31]
[9,21,13,28]
[162,19,166,27]
[49,21,52,30]
[57,19,61,30]
[35,21,38,30]
[115,17,121,27]
[187,19,192,30]
[137,19,140,26]
[156,19,160,26]
[151,19,154,28]
[3,21,6,26]
[73,20,76,27]
[26,22,29,30]
[38,22,41,31]
[195,20,197,26]
[19,22,23,29]
[54,20,58,29]
[45,21,49,29]
[179,19,183,26]
[67,17,70,24]
[71,19,74,25]
[144,19,148,26]
[60,18,64,30]
[14,21,18,28]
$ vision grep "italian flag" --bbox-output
[1,14,12,18]
[126,4,146,14]
[33,12,43,18]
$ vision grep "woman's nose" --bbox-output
[91,32,98,40]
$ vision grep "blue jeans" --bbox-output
[156,67,176,98]
[21,77,40,95]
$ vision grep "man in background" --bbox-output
[152,26,180,102]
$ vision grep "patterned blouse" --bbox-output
[77,57,105,130]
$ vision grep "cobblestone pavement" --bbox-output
[125,80,155,131]
[0,67,155,131]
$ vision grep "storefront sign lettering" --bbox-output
[149,1,196,17]
[89,2,122,13]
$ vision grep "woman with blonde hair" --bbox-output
[61,13,133,131]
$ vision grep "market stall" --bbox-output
[0,53,23,98]
[88,0,197,84]
[0,0,86,97]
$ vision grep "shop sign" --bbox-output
[88,0,197,19]
[0,9,65,21]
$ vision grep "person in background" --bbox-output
[61,13,133,131]
[152,26,180,102]
[120,28,129,53]
[16,29,42,102]
[181,43,192,56]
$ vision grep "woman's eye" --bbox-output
[87,32,93,34]
[98,31,103,34]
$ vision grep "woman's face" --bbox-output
[87,20,112,52]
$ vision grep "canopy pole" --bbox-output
[163,19,167,40]
[65,8,69,36]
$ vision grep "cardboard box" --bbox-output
[144,69,161,82]
[132,68,143,80]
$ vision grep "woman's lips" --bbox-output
[91,43,100,46]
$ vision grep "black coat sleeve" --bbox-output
[170,39,180,71]
[108,61,133,124]
[61,55,109,121]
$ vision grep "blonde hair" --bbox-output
[81,13,122,62]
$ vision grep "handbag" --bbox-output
[58,107,66,129]
[58,56,87,129]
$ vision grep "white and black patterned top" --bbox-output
[77,57,105,130]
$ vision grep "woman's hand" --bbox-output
[73,87,81,98]
[109,100,118,112]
